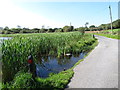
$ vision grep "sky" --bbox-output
[0,0,119,29]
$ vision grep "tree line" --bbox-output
[0,19,119,34]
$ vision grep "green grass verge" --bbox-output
[94,29,120,39]
[94,33,120,39]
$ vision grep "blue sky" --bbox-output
[0,0,118,28]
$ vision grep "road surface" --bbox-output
[67,35,118,88]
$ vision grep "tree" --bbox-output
[112,19,120,28]
[89,25,97,31]
[98,24,106,30]
[39,28,46,33]
[85,22,89,31]
[69,26,74,31]
[78,27,86,35]
[63,26,74,32]
[85,22,89,27]
[55,28,63,32]
[32,28,40,33]
[89,25,95,28]
[4,30,11,34]
[17,25,21,29]
[4,26,9,30]
[39,25,46,33]
[23,27,29,30]
[63,26,69,32]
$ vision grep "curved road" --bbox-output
[67,35,118,88]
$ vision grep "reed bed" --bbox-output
[1,32,96,82]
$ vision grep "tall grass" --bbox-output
[2,32,96,83]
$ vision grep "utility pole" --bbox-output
[70,22,71,26]
[109,5,113,34]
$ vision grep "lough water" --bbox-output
[0,37,12,40]
[36,52,86,78]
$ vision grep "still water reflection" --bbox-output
[36,52,86,78]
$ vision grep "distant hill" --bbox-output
[98,19,120,30]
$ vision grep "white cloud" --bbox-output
[0,0,64,28]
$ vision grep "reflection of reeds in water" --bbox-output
[57,57,71,66]
[35,52,86,78]
[37,51,85,67]
[73,53,80,57]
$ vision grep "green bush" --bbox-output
[36,69,74,89]
[11,72,36,88]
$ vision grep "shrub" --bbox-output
[11,72,36,88]
[36,69,74,89]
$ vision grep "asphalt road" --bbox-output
[67,35,118,88]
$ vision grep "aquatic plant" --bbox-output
[2,32,96,82]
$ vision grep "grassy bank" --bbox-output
[1,32,98,89]
[94,29,120,39]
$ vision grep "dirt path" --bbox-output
[67,35,118,88]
